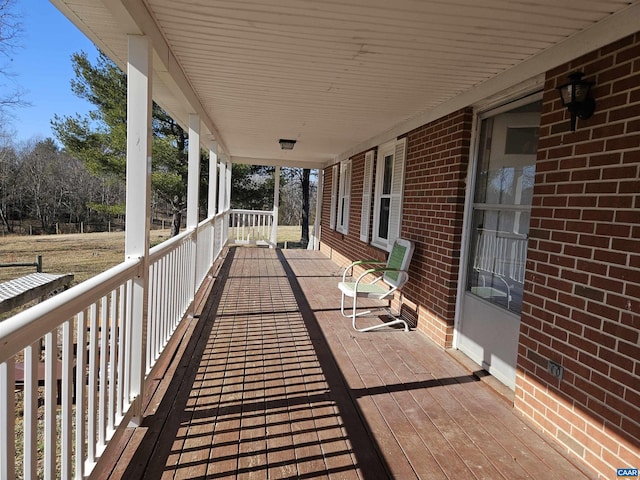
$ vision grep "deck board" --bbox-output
[98,247,595,479]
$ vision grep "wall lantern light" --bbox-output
[557,71,596,132]
[279,139,297,150]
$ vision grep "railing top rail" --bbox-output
[149,225,194,262]
[0,258,140,363]
[230,209,274,216]
[149,213,227,262]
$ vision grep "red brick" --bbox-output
[589,152,622,166]
[591,122,626,139]
[591,275,624,294]
[575,140,605,155]
[598,195,634,208]
[578,234,609,249]
[612,238,640,252]
[586,300,622,323]
[599,60,633,83]
[609,106,640,123]
[581,209,614,222]
[603,315,640,343]
[585,181,619,194]
[593,249,628,266]
[571,168,601,182]
[547,145,574,159]
[619,179,640,193]
[602,165,639,179]
[594,223,631,237]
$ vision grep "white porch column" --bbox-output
[208,142,218,217]
[187,114,200,304]
[125,34,152,422]
[218,161,226,212]
[225,160,232,211]
[186,114,200,230]
[309,168,322,250]
[270,165,280,248]
[218,160,228,245]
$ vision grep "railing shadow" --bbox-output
[274,248,392,477]
[121,246,393,479]
[119,247,238,479]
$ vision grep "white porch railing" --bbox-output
[0,211,228,480]
[228,209,275,247]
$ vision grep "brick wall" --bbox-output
[402,109,473,346]
[321,110,472,347]
[515,33,640,479]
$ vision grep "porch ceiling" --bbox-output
[52,0,640,168]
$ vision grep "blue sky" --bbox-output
[6,0,99,142]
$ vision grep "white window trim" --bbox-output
[329,164,338,230]
[372,138,407,252]
[336,160,352,234]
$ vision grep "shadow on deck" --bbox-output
[96,247,594,479]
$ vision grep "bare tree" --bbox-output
[0,0,27,116]
[0,128,18,232]
[279,168,316,247]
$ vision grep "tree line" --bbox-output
[0,133,316,237]
[0,136,125,234]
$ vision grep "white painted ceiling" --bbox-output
[52,0,640,168]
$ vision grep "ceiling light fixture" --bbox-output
[279,139,296,150]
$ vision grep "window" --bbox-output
[336,160,352,233]
[466,100,541,314]
[372,138,406,251]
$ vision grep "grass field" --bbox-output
[0,225,304,285]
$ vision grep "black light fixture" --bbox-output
[557,71,596,132]
[279,138,296,150]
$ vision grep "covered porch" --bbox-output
[0,0,637,478]
[95,247,591,479]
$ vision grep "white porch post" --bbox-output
[218,160,228,245]
[207,142,219,260]
[187,114,200,230]
[208,142,218,217]
[187,114,200,304]
[271,165,280,248]
[225,160,232,211]
[218,161,226,211]
[309,168,322,250]
[125,34,152,423]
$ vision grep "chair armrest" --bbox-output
[354,267,405,285]
[342,259,386,281]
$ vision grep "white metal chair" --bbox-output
[338,238,415,332]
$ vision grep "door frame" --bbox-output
[453,90,543,351]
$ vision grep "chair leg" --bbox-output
[354,317,409,332]
[346,294,409,332]
[340,292,371,319]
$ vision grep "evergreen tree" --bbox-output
[52,51,197,236]
[230,164,274,211]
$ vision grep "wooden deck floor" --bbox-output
[98,247,594,479]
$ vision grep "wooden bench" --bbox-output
[0,272,74,315]
[14,359,65,404]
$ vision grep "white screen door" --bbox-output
[458,99,541,390]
